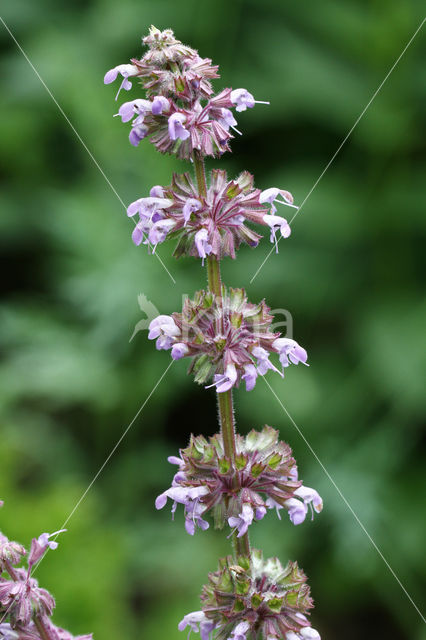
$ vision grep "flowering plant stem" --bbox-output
[194,153,251,560]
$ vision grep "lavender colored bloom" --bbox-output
[151,95,170,115]
[242,363,257,391]
[219,108,238,129]
[294,486,323,516]
[28,529,66,568]
[183,198,202,225]
[127,195,172,219]
[150,185,165,198]
[194,228,213,263]
[117,98,152,123]
[259,187,297,214]
[104,63,138,99]
[265,497,284,520]
[207,363,238,393]
[251,346,281,376]
[156,486,209,535]
[171,343,189,360]
[272,338,308,371]
[228,503,254,537]
[148,218,176,248]
[228,621,250,640]
[129,124,148,147]
[255,505,267,520]
[178,611,216,640]
[168,455,184,466]
[131,221,147,246]
[284,498,308,526]
[148,315,180,350]
[263,214,291,252]
[230,88,270,112]
[184,501,210,535]
[168,113,190,141]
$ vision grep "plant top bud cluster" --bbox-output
[104,25,270,159]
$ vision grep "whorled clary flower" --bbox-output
[179,550,320,640]
[155,426,322,536]
[126,171,296,258]
[148,288,308,391]
[104,26,270,159]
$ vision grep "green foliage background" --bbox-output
[1,1,425,638]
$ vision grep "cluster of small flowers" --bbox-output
[179,550,320,640]
[126,171,296,259]
[104,26,270,159]
[147,288,308,392]
[0,501,91,640]
[156,427,322,536]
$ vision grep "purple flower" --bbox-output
[148,218,176,249]
[116,98,152,123]
[294,486,323,516]
[263,214,291,252]
[259,187,297,214]
[104,63,138,100]
[284,498,308,525]
[207,363,238,393]
[251,346,281,376]
[230,88,270,112]
[229,621,250,640]
[156,486,210,535]
[151,95,170,115]
[272,338,308,371]
[171,343,189,360]
[148,315,180,350]
[183,198,202,225]
[168,113,190,141]
[255,506,267,520]
[265,497,284,520]
[127,196,172,219]
[228,503,254,537]
[194,228,213,264]
[149,185,165,198]
[178,611,216,640]
[129,124,149,147]
[242,363,257,391]
[219,108,242,136]
[28,529,66,568]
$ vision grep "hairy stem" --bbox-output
[193,152,251,559]
[34,616,54,640]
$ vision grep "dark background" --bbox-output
[1,1,425,638]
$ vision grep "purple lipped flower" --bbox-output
[184,501,209,535]
[104,63,138,100]
[168,455,184,466]
[230,88,270,112]
[148,315,180,350]
[242,363,257,391]
[265,497,284,520]
[207,363,238,393]
[229,621,250,640]
[168,113,190,141]
[263,214,291,253]
[219,108,242,135]
[116,98,152,123]
[300,628,321,640]
[178,611,216,640]
[259,187,297,214]
[183,198,202,225]
[151,95,170,115]
[28,529,66,568]
[294,486,323,517]
[228,503,253,537]
[255,505,267,520]
[284,498,308,525]
[194,228,213,264]
[272,338,308,371]
[148,218,176,249]
[171,343,189,360]
[251,346,281,376]
[131,220,147,246]
[127,195,172,219]
[150,185,164,198]
[129,124,148,147]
